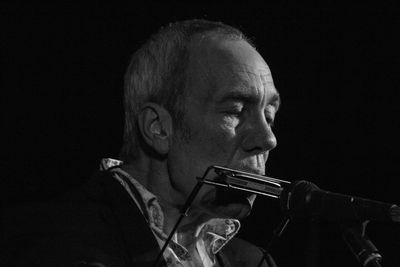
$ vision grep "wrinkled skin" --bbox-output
[167,35,280,221]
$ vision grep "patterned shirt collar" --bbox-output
[100,158,240,267]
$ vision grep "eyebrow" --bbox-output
[216,90,281,111]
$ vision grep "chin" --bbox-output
[199,186,256,219]
[211,202,252,220]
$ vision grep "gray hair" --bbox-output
[120,19,253,162]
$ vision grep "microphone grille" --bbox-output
[390,205,400,223]
[280,180,319,219]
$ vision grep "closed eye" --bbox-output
[224,103,245,117]
[265,109,276,127]
[225,109,243,117]
[266,117,275,127]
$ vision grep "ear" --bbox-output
[137,103,173,155]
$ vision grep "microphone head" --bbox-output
[280,180,320,219]
[281,181,400,223]
[390,205,400,223]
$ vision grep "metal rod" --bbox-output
[212,165,291,185]
[152,165,291,265]
[201,179,280,199]
[153,180,205,266]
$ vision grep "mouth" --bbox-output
[236,167,265,176]
[225,164,265,176]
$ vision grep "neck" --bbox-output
[121,157,186,236]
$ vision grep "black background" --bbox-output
[2,3,398,266]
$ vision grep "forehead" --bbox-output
[186,35,277,104]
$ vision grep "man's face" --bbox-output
[168,36,280,219]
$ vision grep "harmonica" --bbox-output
[198,165,292,199]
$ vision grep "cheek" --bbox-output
[198,123,237,159]
[183,113,240,164]
[221,116,240,129]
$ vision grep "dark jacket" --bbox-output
[3,171,276,266]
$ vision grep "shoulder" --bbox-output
[2,172,132,266]
[218,237,277,267]
[3,175,112,238]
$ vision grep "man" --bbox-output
[3,19,280,266]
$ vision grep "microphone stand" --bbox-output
[342,221,382,267]
[256,216,291,267]
[152,178,205,266]
[152,165,387,267]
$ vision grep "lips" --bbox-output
[226,161,266,176]
[236,167,265,176]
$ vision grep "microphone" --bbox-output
[280,180,400,223]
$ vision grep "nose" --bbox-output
[242,114,277,153]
